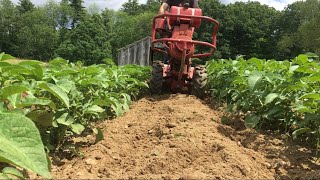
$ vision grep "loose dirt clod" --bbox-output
[52,94,320,179]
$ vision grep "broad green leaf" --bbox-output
[56,79,75,93]
[31,64,44,80]
[264,93,279,105]
[19,61,44,80]
[248,58,263,71]
[84,105,105,114]
[294,54,309,65]
[18,60,42,66]
[85,66,99,75]
[0,85,29,100]
[248,72,263,90]
[93,128,104,144]
[300,93,320,101]
[307,74,320,83]
[5,64,33,76]
[0,173,10,179]
[285,83,308,92]
[2,167,24,178]
[16,97,54,109]
[71,123,85,135]
[244,114,260,128]
[93,99,113,106]
[49,58,68,66]
[38,83,70,108]
[79,78,101,86]
[292,128,312,139]
[56,113,74,126]
[140,81,149,88]
[289,65,299,73]
[7,94,21,109]
[293,103,314,113]
[121,93,131,112]
[26,110,53,127]
[0,61,11,67]
[111,101,124,117]
[295,65,316,74]
[54,68,78,76]
[0,102,8,112]
[0,112,51,178]
[266,106,282,117]
[306,52,319,59]
[0,53,15,61]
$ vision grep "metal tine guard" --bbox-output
[151,6,219,58]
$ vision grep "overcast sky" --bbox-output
[11,0,299,11]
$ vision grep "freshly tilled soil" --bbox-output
[51,94,320,179]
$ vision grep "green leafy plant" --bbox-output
[0,112,51,179]
[0,167,25,179]
[0,53,150,150]
[0,53,15,61]
[207,54,320,152]
[0,53,151,177]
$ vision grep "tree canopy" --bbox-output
[0,0,319,63]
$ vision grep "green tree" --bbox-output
[87,3,100,15]
[69,0,86,28]
[197,0,226,58]
[275,0,320,58]
[109,11,135,58]
[221,1,279,59]
[56,14,112,64]
[276,1,306,59]
[121,0,141,15]
[109,10,154,59]
[297,0,320,55]
[14,8,59,60]
[43,0,73,42]
[140,0,161,13]
[17,0,34,13]
[0,0,19,54]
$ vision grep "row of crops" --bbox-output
[1,52,320,178]
[0,53,150,179]
[207,54,320,150]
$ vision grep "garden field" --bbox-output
[0,53,319,179]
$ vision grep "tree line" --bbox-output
[0,0,319,64]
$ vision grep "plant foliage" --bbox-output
[207,54,320,150]
[0,54,151,177]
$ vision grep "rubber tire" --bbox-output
[149,47,154,65]
[192,65,208,98]
[150,61,163,94]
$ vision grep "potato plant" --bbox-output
[207,54,320,150]
[0,53,150,178]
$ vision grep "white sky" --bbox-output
[10,0,300,11]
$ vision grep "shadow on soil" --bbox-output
[216,116,320,180]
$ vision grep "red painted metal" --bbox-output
[150,6,219,92]
[151,13,219,57]
[168,6,202,28]
[155,18,166,31]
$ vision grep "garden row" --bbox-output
[0,53,150,179]
[207,54,320,151]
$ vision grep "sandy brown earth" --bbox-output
[51,94,320,179]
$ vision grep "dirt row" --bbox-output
[51,94,320,179]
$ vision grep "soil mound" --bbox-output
[51,94,319,179]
